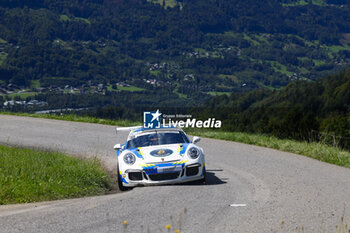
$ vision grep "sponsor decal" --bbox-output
[150,149,173,157]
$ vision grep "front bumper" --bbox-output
[120,162,205,187]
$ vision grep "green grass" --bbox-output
[59,14,70,22]
[149,70,161,76]
[313,59,326,66]
[253,34,270,44]
[76,17,90,24]
[269,61,294,76]
[117,85,145,92]
[148,0,178,8]
[31,80,41,88]
[5,92,37,99]
[186,129,350,168]
[0,145,112,204]
[282,0,325,6]
[0,52,8,65]
[327,45,350,53]
[59,14,90,24]
[207,91,231,96]
[0,112,139,127]
[174,90,187,99]
[218,74,238,83]
[0,38,7,43]
[243,33,260,46]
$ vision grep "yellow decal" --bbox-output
[140,164,155,167]
[172,160,188,165]
[178,144,182,152]
[157,150,165,155]
[138,147,144,156]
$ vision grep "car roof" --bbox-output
[127,126,183,141]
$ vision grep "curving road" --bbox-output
[0,115,350,233]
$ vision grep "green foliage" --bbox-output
[0,145,112,204]
[1,0,350,93]
[199,68,350,149]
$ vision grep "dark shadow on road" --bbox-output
[206,169,223,172]
[178,171,227,186]
[204,171,227,185]
[122,169,227,190]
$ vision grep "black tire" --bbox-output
[197,172,207,185]
[202,171,207,184]
[117,165,129,191]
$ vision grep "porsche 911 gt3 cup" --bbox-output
[114,126,206,189]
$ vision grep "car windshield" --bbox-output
[127,131,190,149]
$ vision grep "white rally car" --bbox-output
[114,126,206,189]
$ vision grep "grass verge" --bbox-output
[0,111,137,126]
[0,145,112,205]
[186,129,350,168]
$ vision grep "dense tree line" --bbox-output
[196,68,350,149]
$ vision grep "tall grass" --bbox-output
[0,111,138,126]
[0,145,112,204]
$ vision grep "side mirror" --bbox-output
[114,144,122,150]
[192,136,201,144]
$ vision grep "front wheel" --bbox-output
[198,172,207,185]
[117,165,129,191]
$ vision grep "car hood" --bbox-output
[131,143,190,164]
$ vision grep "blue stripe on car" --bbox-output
[179,143,189,155]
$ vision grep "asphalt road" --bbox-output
[0,115,350,233]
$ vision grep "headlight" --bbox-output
[187,147,200,159]
[123,153,136,165]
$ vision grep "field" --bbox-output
[282,0,325,6]
[117,85,145,92]
[5,91,37,99]
[59,14,90,24]
[207,91,231,96]
[147,0,179,8]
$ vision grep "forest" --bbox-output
[194,68,350,149]
[0,0,349,148]
[1,0,350,93]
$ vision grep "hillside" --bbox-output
[201,67,350,149]
[1,0,350,110]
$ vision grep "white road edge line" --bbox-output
[230,204,247,207]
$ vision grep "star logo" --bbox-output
[143,110,162,129]
[151,109,162,123]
